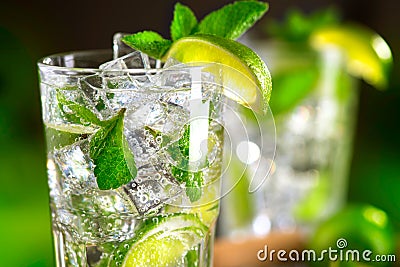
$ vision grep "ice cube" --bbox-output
[100,51,148,70]
[78,75,115,120]
[100,56,128,70]
[159,62,221,90]
[160,100,190,134]
[163,57,182,69]
[124,162,182,215]
[65,189,138,242]
[124,126,165,167]
[42,86,75,126]
[160,91,190,109]
[124,100,166,130]
[100,52,157,102]
[140,52,151,70]
[53,140,97,194]
[156,67,192,89]
[79,71,162,121]
[112,32,159,67]
[155,68,192,118]
[113,32,135,58]
[70,189,138,215]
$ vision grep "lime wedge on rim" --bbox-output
[108,213,208,267]
[163,34,272,113]
[310,23,392,89]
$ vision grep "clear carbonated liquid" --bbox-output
[41,62,224,266]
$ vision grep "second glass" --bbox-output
[220,41,359,237]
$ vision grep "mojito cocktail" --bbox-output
[39,50,225,266]
[38,1,272,266]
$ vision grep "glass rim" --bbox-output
[37,49,233,96]
[37,49,164,74]
[37,49,228,76]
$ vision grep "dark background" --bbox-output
[1,0,399,266]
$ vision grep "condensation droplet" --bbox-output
[139,194,149,203]
[155,136,163,144]
[160,178,168,186]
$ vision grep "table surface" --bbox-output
[214,231,306,267]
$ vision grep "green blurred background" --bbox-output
[0,0,399,266]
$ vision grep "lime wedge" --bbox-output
[108,213,208,267]
[163,34,272,113]
[310,23,392,89]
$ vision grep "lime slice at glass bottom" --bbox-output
[108,213,208,267]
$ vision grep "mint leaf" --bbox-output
[122,31,172,59]
[57,90,136,190]
[170,3,198,41]
[197,1,268,40]
[270,66,319,115]
[184,249,198,266]
[90,108,137,190]
[266,8,340,42]
[170,125,203,202]
[56,89,102,126]
[177,124,190,159]
[146,125,203,202]
[171,166,203,202]
[121,1,268,58]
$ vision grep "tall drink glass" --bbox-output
[38,50,226,266]
[220,41,358,237]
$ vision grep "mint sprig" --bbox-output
[170,3,198,41]
[122,31,172,59]
[122,1,268,60]
[197,1,268,40]
[266,8,339,42]
[57,90,136,190]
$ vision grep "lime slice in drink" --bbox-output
[310,23,392,89]
[163,34,272,113]
[108,213,208,267]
